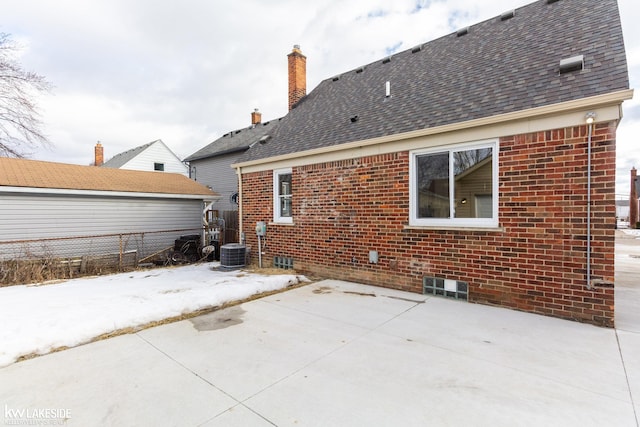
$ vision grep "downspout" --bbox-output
[236,166,244,244]
[585,112,596,289]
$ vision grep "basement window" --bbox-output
[409,140,498,228]
[423,277,468,300]
[273,256,294,269]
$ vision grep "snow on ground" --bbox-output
[0,262,305,368]
[622,229,640,237]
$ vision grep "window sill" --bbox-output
[269,221,295,226]
[404,225,505,232]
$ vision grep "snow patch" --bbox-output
[0,262,304,367]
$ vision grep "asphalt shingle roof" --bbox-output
[0,157,218,197]
[239,0,629,163]
[101,141,155,169]
[184,119,282,162]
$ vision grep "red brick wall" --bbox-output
[241,123,616,326]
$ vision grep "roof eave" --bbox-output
[0,185,221,201]
[232,89,634,170]
[185,145,250,162]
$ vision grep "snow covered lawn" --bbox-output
[0,262,305,368]
[622,229,640,237]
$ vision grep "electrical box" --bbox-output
[256,221,266,236]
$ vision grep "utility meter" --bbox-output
[256,221,266,236]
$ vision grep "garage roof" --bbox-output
[0,157,218,198]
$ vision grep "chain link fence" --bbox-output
[0,228,203,286]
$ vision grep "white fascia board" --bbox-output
[232,89,634,173]
[0,186,221,202]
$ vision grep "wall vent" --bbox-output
[456,27,469,37]
[500,10,515,21]
[423,277,468,300]
[273,256,294,270]
[559,54,584,74]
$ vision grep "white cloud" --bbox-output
[2,0,638,196]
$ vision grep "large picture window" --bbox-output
[273,168,293,223]
[409,140,498,227]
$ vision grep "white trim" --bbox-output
[273,168,293,224]
[409,139,498,228]
[233,91,632,173]
[0,185,220,201]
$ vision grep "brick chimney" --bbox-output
[287,44,306,110]
[631,167,638,227]
[94,142,104,166]
[251,108,262,125]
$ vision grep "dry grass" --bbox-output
[0,257,128,287]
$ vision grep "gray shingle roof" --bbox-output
[239,0,629,163]
[184,119,282,162]
[102,140,156,168]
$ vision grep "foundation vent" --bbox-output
[423,277,468,300]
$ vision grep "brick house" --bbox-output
[233,0,632,326]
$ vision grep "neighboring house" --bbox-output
[233,0,632,326]
[99,139,189,176]
[0,157,219,260]
[184,110,281,212]
[616,200,629,223]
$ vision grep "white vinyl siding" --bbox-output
[120,142,188,175]
[189,153,243,212]
[0,193,203,241]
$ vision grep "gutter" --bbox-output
[232,89,633,170]
[0,185,221,202]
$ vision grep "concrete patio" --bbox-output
[0,232,638,426]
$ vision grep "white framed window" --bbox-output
[409,140,498,228]
[273,168,293,223]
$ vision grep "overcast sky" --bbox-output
[3,0,639,198]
